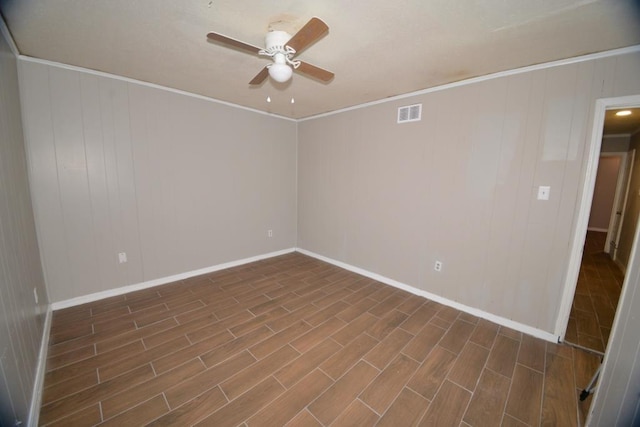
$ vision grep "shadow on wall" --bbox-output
[0,407,14,427]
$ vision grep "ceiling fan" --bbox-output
[207,17,334,85]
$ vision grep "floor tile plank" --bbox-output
[447,341,490,392]
[364,328,414,370]
[101,358,205,420]
[193,377,285,427]
[221,345,299,400]
[486,334,520,378]
[308,360,379,424]
[246,370,333,427]
[319,333,378,380]
[541,352,578,426]
[463,369,510,427]
[419,380,471,427]
[376,387,430,427]
[331,399,380,426]
[407,345,457,400]
[505,364,543,425]
[99,394,169,426]
[165,350,255,408]
[360,353,419,414]
[147,387,227,426]
[274,338,342,388]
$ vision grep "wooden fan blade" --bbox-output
[296,61,334,82]
[207,32,261,55]
[286,17,329,55]
[249,67,269,85]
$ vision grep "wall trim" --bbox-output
[299,45,640,122]
[28,306,52,427]
[51,248,295,310]
[296,248,558,343]
[17,56,297,123]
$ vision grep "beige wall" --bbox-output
[601,134,631,152]
[0,30,48,425]
[19,61,298,303]
[298,51,640,334]
[616,131,640,270]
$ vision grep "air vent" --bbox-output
[397,104,422,123]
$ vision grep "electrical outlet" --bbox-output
[537,186,550,200]
[33,287,38,304]
[118,252,127,263]
[268,229,273,238]
[434,261,443,272]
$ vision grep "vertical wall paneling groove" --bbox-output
[0,25,49,426]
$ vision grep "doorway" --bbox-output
[556,98,640,353]
[564,149,633,353]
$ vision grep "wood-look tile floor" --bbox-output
[565,231,624,353]
[40,252,599,426]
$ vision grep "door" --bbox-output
[590,154,622,235]
[608,150,635,261]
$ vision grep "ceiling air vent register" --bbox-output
[397,104,422,123]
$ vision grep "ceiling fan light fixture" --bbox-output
[207,17,333,86]
[268,63,293,83]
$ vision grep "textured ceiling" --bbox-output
[1,0,640,119]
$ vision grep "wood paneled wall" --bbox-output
[0,29,48,426]
[19,61,298,303]
[298,51,640,335]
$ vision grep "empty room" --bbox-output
[2,1,640,426]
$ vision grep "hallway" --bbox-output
[565,231,625,353]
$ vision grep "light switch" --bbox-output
[537,186,550,200]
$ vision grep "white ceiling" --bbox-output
[1,0,640,119]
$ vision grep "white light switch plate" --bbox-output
[537,186,550,200]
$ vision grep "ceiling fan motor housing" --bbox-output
[264,30,293,53]
[261,30,299,81]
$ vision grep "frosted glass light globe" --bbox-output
[268,63,293,83]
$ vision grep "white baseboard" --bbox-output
[28,305,52,427]
[49,245,560,342]
[51,248,296,310]
[296,248,559,343]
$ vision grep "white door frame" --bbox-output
[555,94,640,341]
